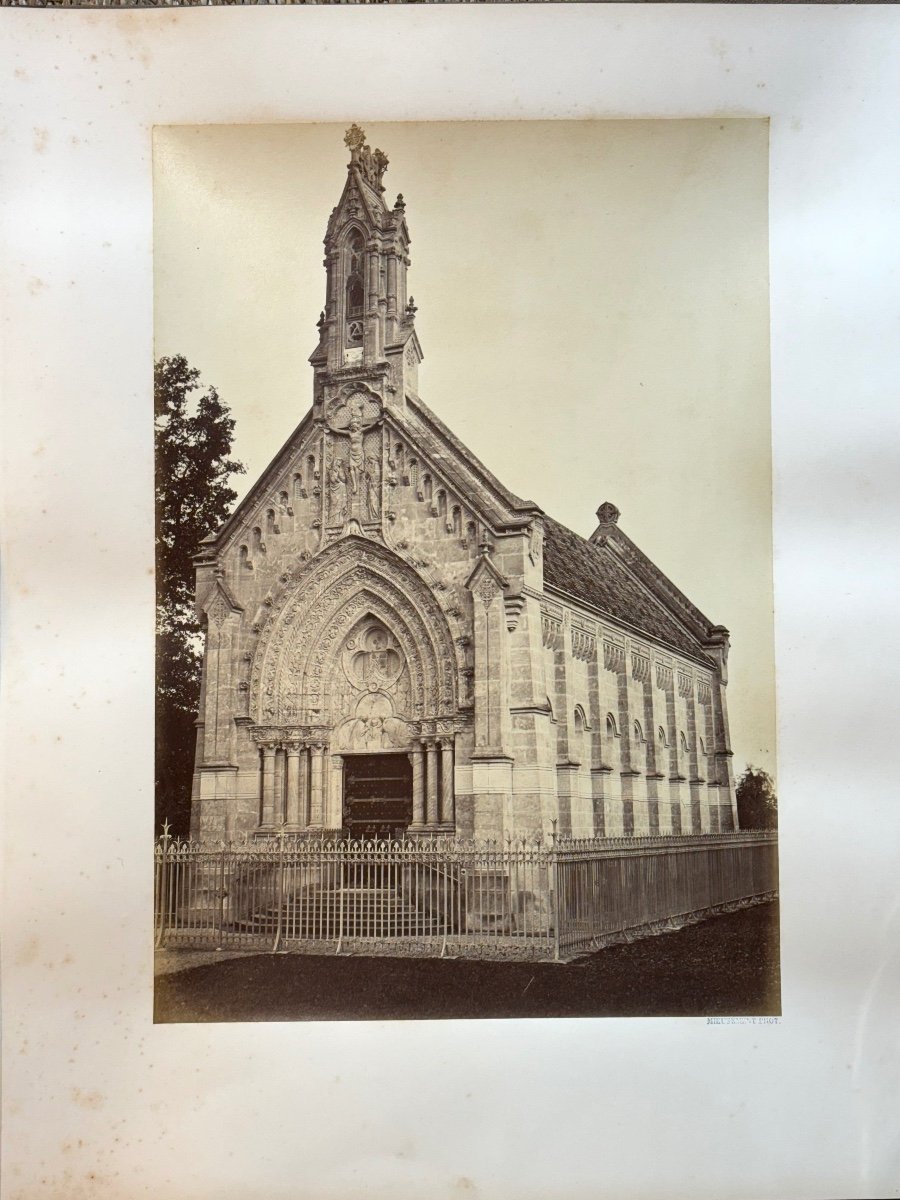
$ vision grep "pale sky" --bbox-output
[154,119,774,779]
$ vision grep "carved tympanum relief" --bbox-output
[330,618,413,751]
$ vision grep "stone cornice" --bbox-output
[532,584,716,672]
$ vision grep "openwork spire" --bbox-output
[310,127,421,407]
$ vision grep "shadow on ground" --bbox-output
[154,901,780,1022]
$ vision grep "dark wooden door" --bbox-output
[342,753,413,841]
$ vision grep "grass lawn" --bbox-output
[154,900,780,1022]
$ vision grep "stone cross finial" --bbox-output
[596,501,620,526]
[344,124,366,153]
[344,126,388,190]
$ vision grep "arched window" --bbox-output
[239,545,251,570]
[658,726,667,746]
[346,282,364,345]
[347,279,364,320]
[679,730,689,753]
[606,713,619,738]
[347,230,364,276]
[634,719,644,743]
[345,230,365,347]
[573,706,587,768]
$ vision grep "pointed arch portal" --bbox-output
[248,538,461,834]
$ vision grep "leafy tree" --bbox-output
[155,356,244,836]
[736,765,778,830]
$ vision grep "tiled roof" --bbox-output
[541,515,711,662]
[406,394,539,518]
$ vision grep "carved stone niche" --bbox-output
[323,388,384,528]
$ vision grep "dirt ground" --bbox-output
[154,900,781,1022]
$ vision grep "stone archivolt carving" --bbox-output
[249,539,461,727]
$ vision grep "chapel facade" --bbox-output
[189,126,739,845]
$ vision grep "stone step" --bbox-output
[233,885,449,936]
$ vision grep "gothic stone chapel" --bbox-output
[189,126,739,846]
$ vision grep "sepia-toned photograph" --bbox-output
[152,119,779,1021]
[7,8,900,1195]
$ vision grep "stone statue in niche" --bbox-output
[364,455,381,519]
[347,417,364,495]
[327,459,348,524]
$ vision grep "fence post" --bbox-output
[335,841,344,955]
[272,826,285,954]
[549,820,561,962]
[216,840,227,951]
[154,820,171,950]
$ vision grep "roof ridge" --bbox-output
[541,514,715,664]
[405,393,541,517]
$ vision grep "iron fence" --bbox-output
[552,832,778,957]
[154,829,777,962]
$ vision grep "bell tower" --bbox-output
[309,125,423,418]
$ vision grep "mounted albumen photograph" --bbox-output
[153,120,778,1021]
